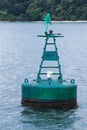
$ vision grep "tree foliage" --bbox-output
[0,0,87,21]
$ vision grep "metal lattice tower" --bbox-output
[37,31,63,80]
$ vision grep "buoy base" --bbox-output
[22,98,77,109]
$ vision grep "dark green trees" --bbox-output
[0,0,87,21]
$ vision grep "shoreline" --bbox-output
[0,20,87,23]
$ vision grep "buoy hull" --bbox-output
[22,98,77,108]
[21,80,77,108]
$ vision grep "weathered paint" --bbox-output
[21,79,77,108]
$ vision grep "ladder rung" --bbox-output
[40,73,60,75]
[42,66,59,68]
[47,43,54,45]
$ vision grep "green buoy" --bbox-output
[21,13,77,108]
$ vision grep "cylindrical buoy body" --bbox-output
[21,79,77,108]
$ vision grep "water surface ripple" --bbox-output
[0,22,87,130]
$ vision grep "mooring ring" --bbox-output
[71,79,75,83]
[24,78,28,83]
